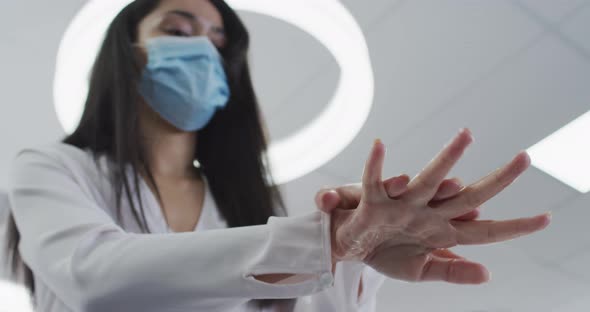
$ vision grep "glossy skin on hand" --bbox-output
[317,129,551,285]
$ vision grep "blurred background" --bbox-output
[1,0,589,311]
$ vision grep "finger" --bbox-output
[323,173,411,212]
[429,178,481,221]
[452,207,481,221]
[433,178,463,201]
[454,213,552,245]
[320,183,364,212]
[438,151,531,218]
[315,189,342,214]
[420,257,490,284]
[362,139,387,200]
[384,174,411,198]
[431,248,465,260]
[405,129,473,201]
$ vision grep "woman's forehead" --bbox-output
[155,0,223,27]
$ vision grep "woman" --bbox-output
[5,0,550,311]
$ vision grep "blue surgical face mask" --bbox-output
[138,36,230,132]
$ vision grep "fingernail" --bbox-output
[462,128,475,143]
[521,151,532,166]
[374,139,387,155]
[539,212,552,228]
[544,212,553,222]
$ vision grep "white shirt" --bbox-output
[8,143,385,312]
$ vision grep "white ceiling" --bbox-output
[1,0,589,311]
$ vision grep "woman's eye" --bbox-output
[166,29,190,37]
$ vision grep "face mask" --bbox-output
[138,36,230,132]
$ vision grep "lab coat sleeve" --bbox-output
[295,261,386,312]
[9,148,335,312]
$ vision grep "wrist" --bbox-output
[330,209,355,263]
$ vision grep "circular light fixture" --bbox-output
[54,0,374,184]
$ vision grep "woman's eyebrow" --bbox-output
[165,10,225,31]
[167,10,197,22]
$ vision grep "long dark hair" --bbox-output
[5,0,294,309]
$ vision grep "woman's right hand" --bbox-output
[329,129,551,284]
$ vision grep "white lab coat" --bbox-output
[8,143,385,312]
[0,191,10,281]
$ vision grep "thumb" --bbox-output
[315,189,341,214]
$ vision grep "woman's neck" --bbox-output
[142,131,198,180]
[139,101,199,180]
